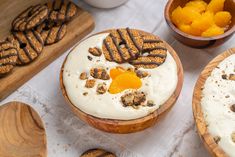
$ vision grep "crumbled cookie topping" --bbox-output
[88,47,102,56]
[96,83,107,94]
[85,79,96,88]
[83,92,88,96]
[136,70,149,78]
[79,72,88,80]
[147,100,155,107]
[232,132,235,143]
[90,68,110,80]
[229,74,235,81]
[213,136,221,144]
[121,91,146,108]
[230,104,235,112]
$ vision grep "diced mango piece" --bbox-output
[207,0,225,13]
[171,6,184,27]
[109,72,142,94]
[171,6,201,26]
[179,24,202,36]
[214,11,232,27]
[201,25,224,37]
[185,0,208,13]
[191,11,214,32]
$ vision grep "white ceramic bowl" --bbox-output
[83,0,129,8]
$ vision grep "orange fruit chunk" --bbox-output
[191,11,214,32]
[201,25,224,37]
[179,24,202,36]
[207,0,225,13]
[110,67,125,79]
[214,11,232,27]
[185,0,208,13]
[109,72,142,94]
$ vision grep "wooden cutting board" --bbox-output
[0,0,95,101]
[0,101,47,157]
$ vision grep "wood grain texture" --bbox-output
[0,101,46,157]
[192,48,235,157]
[164,0,235,48]
[0,0,95,101]
[60,29,184,134]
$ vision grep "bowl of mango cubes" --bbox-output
[164,0,235,48]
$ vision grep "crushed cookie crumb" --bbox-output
[229,74,235,81]
[232,132,235,143]
[230,104,235,112]
[213,136,221,144]
[83,92,88,96]
[121,91,146,108]
[222,74,227,79]
[147,100,155,107]
[126,67,135,72]
[87,56,93,61]
[88,47,102,56]
[90,67,110,80]
[85,79,96,88]
[135,70,149,78]
[79,72,88,80]
[96,83,107,94]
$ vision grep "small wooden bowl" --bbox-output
[164,0,235,48]
[192,48,235,156]
[60,29,184,134]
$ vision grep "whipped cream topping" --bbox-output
[63,33,178,120]
[201,54,235,157]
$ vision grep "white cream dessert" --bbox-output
[63,29,178,120]
[201,54,235,157]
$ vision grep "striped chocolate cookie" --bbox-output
[47,0,78,22]
[12,4,48,31]
[130,34,167,69]
[0,41,18,77]
[36,20,67,45]
[80,149,116,157]
[102,28,143,63]
[7,31,44,65]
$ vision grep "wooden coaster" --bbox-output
[0,101,47,157]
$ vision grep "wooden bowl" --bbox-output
[164,0,235,48]
[192,48,235,157]
[60,29,184,134]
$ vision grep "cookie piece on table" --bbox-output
[7,31,44,65]
[35,20,67,45]
[12,4,48,31]
[130,34,167,69]
[80,148,116,157]
[0,41,18,77]
[47,0,78,22]
[102,28,143,63]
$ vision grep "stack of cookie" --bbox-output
[0,0,78,77]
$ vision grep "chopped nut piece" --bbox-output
[79,72,88,80]
[229,74,235,81]
[85,79,96,88]
[213,136,221,144]
[90,68,110,80]
[230,104,235,112]
[121,91,146,108]
[96,83,107,94]
[147,100,155,107]
[136,70,149,78]
[232,132,235,143]
[88,47,102,56]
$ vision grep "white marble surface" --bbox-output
[1,0,235,156]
